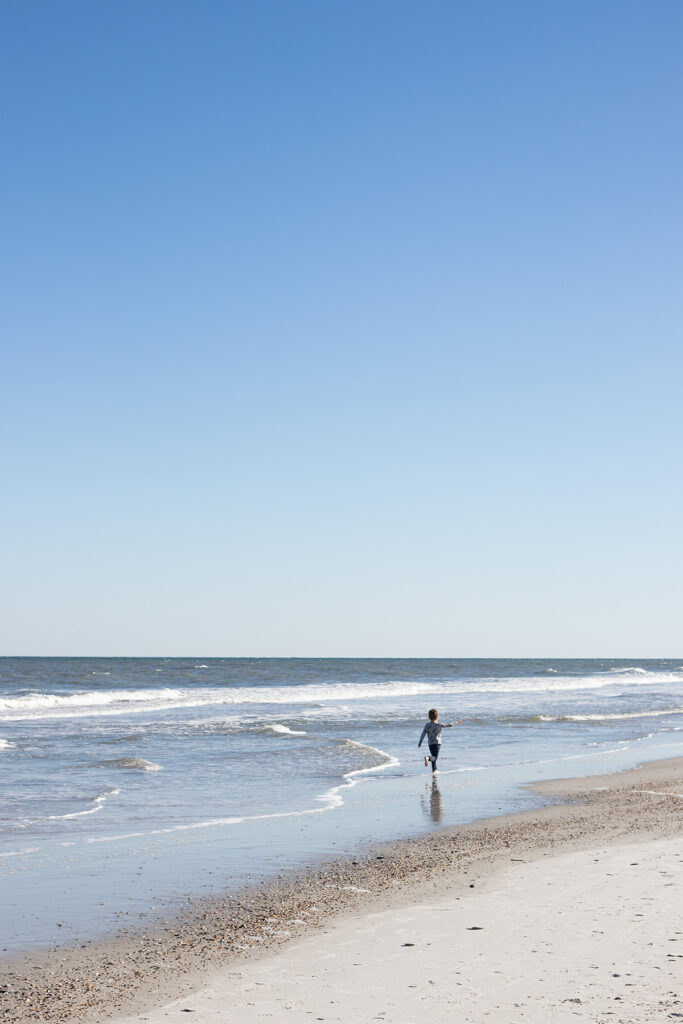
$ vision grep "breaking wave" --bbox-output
[46,788,120,821]
[95,758,162,772]
[260,723,307,736]
[1,670,675,721]
[12,788,122,829]
[535,707,683,723]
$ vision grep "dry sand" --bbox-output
[3,757,683,1023]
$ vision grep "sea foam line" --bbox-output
[1,671,674,721]
[536,707,683,723]
[84,742,399,844]
[260,723,307,736]
[434,745,631,777]
[78,740,635,845]
[19,788,121,827]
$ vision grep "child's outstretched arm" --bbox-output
[443,720,463,727]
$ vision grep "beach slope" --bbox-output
[116,834,683,1024]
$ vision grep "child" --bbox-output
[418,708,462,775]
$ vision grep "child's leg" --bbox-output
[428,743,440,772]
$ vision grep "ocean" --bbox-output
[1,657,682,953]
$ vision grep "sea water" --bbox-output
[1,657,682,952]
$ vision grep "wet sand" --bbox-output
[2,757,683,1023]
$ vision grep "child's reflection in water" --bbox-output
[420,778,444,823]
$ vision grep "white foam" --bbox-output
[0,688,183,719]
[556,746,627,761]
[2,671,674,721]
[0,847,40,858]
[0,738,14,750]
[443,746,631,777]
[537,707,683,723]
[261,723,307,736]
[29,788,120,825]
[341,739,400,778]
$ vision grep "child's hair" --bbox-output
[428,708,439,721]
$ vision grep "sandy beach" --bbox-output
[3,756,683,1023]
[116,838,683,1024]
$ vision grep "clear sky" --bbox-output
[2,1,681,656]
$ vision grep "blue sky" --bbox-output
[2,1,681,655]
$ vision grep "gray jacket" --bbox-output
[418,721,454,746]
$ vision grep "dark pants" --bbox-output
[428,743,440,772]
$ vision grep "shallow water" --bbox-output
[1,657,682,952]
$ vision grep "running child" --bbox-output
[418,708,462,775]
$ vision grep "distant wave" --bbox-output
[260,723,307,736]
[535,707,683,723]
[96,757,162,771]
[1,670,675,721]
[0,688,182,717]
[0,738,14,750]
[606,667,650,675]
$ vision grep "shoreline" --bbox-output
[3,755,683,1022]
